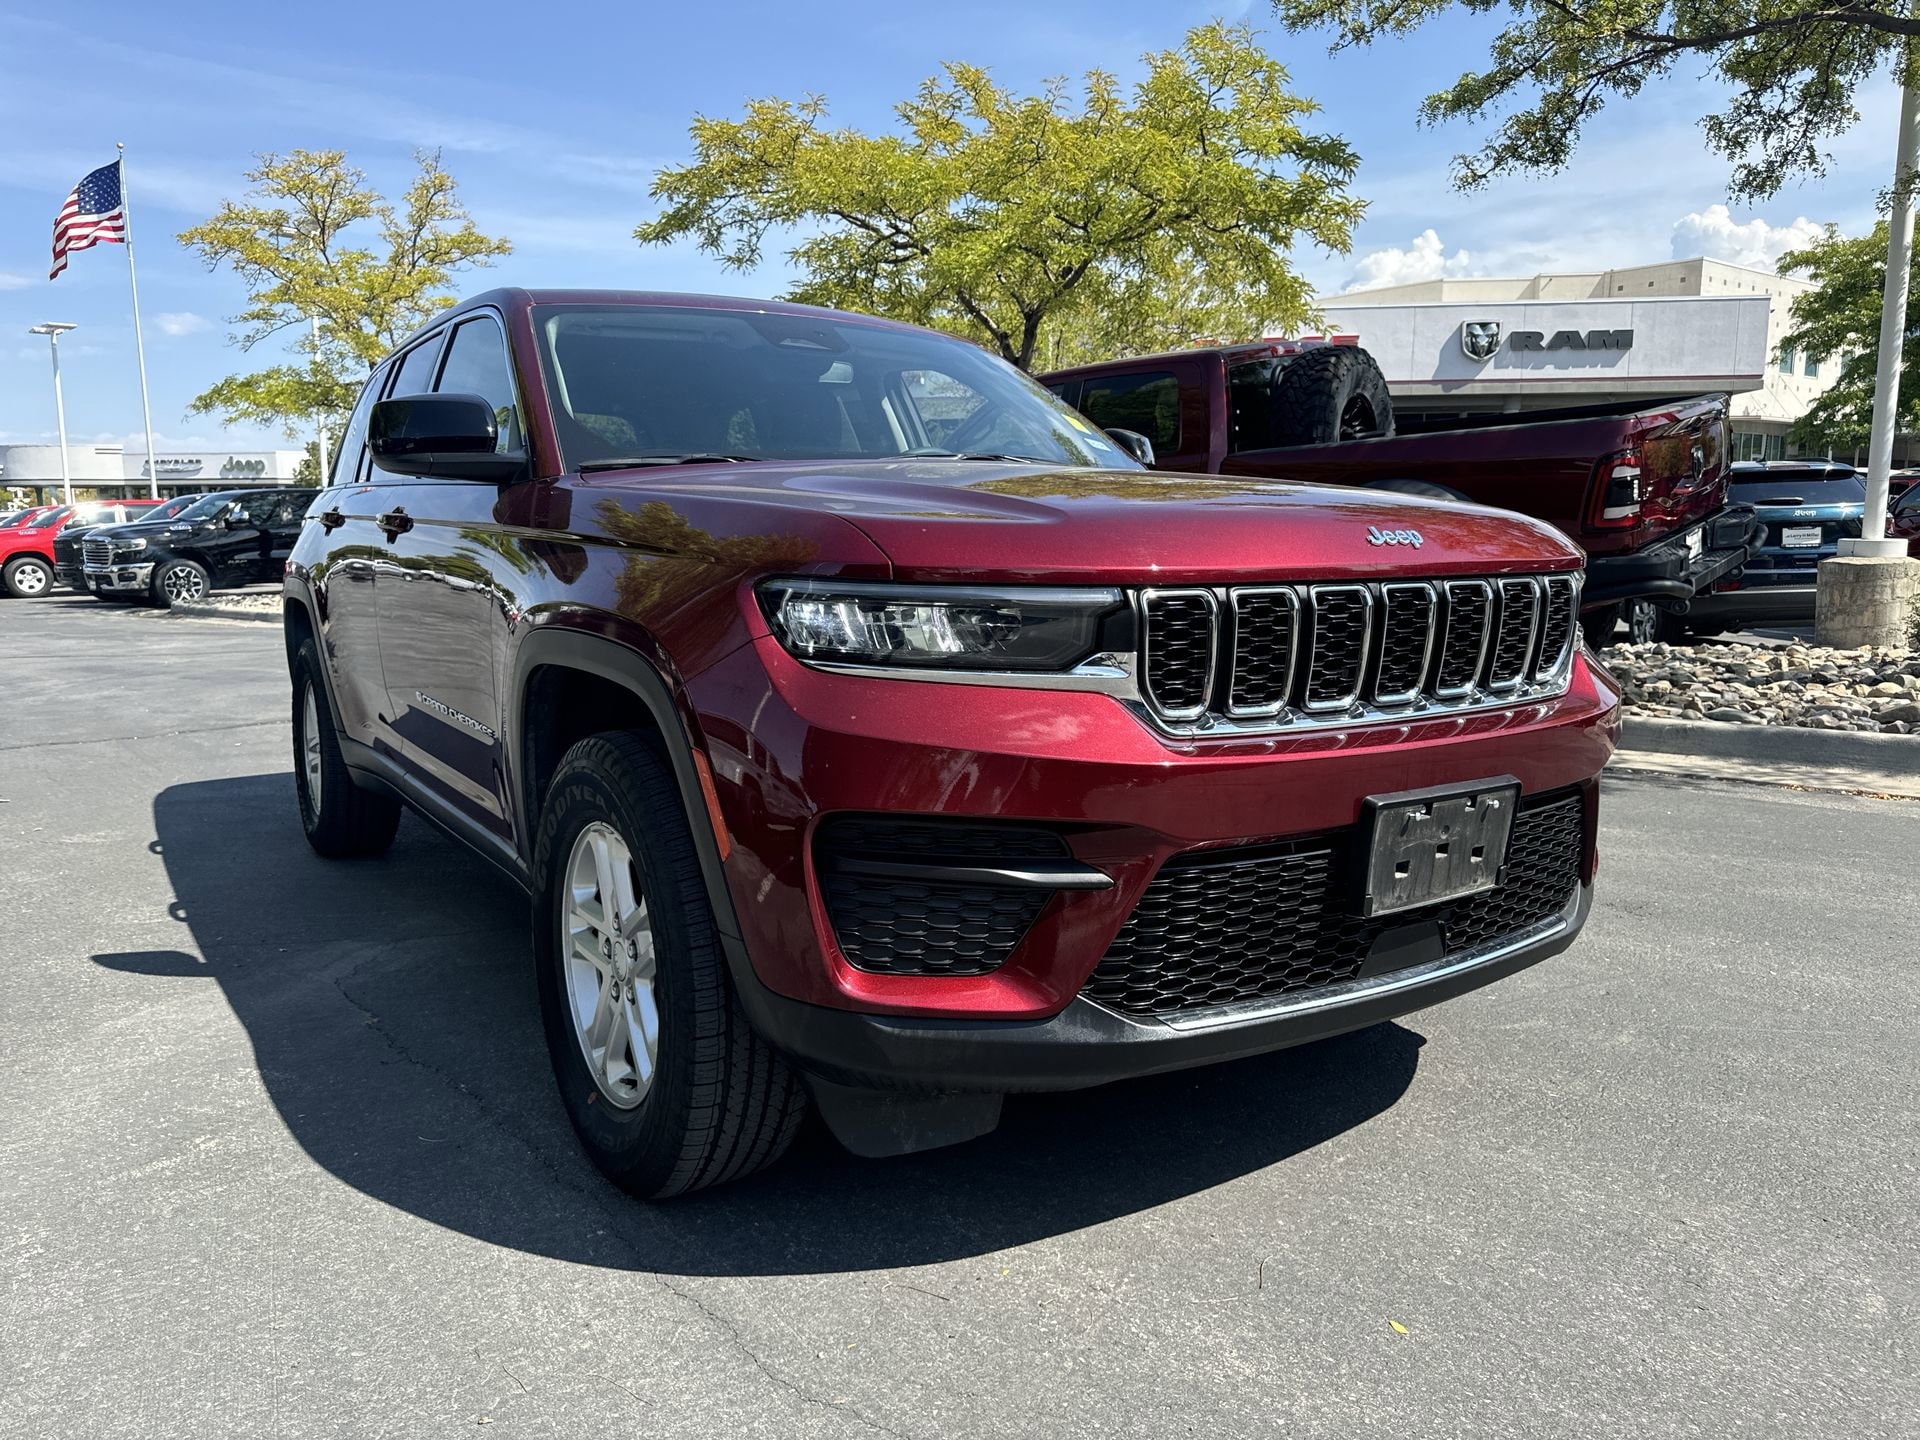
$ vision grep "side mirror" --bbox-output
[370,394,525,482]
[1105,428,1157,467]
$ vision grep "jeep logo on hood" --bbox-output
[1367,526,1423,547]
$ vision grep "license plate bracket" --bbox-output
[1361,778,1520,918]
[1780,525,1823,549]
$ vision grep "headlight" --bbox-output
[759,578,1129,672]
[121,537,147,551]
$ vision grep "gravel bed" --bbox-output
[1597,640,1920,733]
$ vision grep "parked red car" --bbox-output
[286,288,1618,1197]
[0,499,168,598]
[1041,343,1761,646]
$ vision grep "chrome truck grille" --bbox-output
[1136,573,1580,735]
[82,537,116,567]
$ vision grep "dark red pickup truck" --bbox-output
[1042,342,1762,645]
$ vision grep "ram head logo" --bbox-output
[1461,321,1501,362]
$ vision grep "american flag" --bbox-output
[50,161,126,280]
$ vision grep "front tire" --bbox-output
[2,555,54,599]
[291,640,401,858]
[532,733,805,1199]
[151,558,210,608]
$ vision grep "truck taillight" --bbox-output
[1592,448,1645,528]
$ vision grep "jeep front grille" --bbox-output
[1136,572,1579,733]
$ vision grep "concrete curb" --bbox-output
[1618,714,1920,773]
[164,599,281,625]
[1613,713,1920,799]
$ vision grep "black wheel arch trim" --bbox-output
[508,626,748,952]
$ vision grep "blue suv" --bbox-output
[1683,461,1865,634]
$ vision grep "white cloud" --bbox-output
[1671,205,1828,270]
[0,272,32,291]
[1340,229,1476,292]
[153,311,210,338]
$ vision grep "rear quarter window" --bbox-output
[1078,371,1181,451]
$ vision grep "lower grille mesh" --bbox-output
[1083,791,1584,1018]
[816,816,1067,977]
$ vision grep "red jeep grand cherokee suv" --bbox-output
[285,290,1618,1198]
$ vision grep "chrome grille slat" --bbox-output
[1486,578,1542,691]
[1302,585,1372,712]
[1139,589,1218,720]
[1136,572,1578,735]
[1533,575,1578,679]
[1226,588,1298,717]
[1373,582,1437,705]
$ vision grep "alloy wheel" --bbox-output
[1625,599,1660,645]
[161,566,207,604]
[1339,396,1377,441]
[562,821,660,1110]
[300,686,323,818]
[12,562,50,596]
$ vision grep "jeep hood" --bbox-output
[593,460,1582,585]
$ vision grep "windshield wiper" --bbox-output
[901,450,1048,463]
[577,453,760,471]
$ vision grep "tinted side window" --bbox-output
[1079,371,1180,451]
[1896,486,1920,516]
[333,371,384,485]
[389,336,443,398]
[435,317,523,454]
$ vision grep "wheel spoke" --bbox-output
[628,919,657,981]
[628,984,660,1085]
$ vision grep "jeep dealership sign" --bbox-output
[1322,294,1769,401]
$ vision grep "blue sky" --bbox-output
[0,1,1899,451]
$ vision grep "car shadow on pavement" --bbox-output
[97,773,1425,1277]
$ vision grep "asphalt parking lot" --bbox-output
[2,596,1915,1438]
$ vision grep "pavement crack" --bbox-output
[0,719,284,751]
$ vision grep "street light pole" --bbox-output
[28,322,78,506]
[1846,57,1920,558]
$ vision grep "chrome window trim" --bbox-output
[1301,584,1374,713]
[1139,587,1219,722]
[1224,586,1300,719]
[1433,580,1494,700]
[1371,581,1438,707]
[1485,577,1543,693]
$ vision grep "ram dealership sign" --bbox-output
[1322,294,1770,402]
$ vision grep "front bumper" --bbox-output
[83,562,154,593]
[1582,505,1761,609]
[737,881,1591,1094]
[690,635,1618,1025]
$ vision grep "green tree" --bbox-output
[637,22,1361,370]
[1273,1,1920,201]
[180,149,511,439]
[1778,223,1912,453]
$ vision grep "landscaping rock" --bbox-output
[1597,638,1920,735]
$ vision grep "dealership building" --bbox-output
[0,443,309,505]
[1318,257,1845,462]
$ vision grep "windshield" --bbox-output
[27,506,72,529]
[533,304,1139,473]
[166,493,238,525]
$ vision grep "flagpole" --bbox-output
[116,143,161,500]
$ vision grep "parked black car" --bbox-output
[82,487,319,606]
[53,493,202,590]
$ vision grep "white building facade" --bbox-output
[1319,257,1839,461]
[0,443,308,503]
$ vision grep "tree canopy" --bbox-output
[1273,1,1919,201]
[179,149,511,439]
[1778,222,1915,452]
[637,22,1361,369]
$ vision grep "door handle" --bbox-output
[377,508,414,540]
[318,508,346,532]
